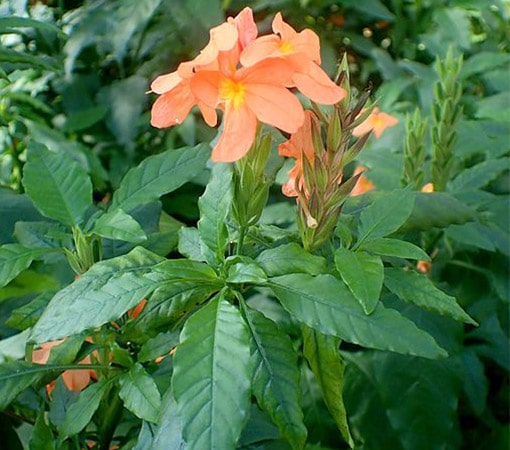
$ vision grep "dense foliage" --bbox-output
[0,1,508,449]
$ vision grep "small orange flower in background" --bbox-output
[421,182,434,193]
[352,107,399,139]
[32,340,94,392]
[278,110,318,198]
[150,7,345,162]
[350,165,376,196]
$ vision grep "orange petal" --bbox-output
[62,369,91,392]
[32,340,65,364]
[150,71,182,94]
[240,35,283,66]
[229,7,258,50]
[150,83,195,128]
[191,70,221,108]
[245,84,304,133]
[292,62,346,104]
[211,105,257,162]
[198,102,218,127]
[272,13,321,63]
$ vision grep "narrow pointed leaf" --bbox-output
[0,361,58,410]
[119,363,161,423]
[197,163,233,265]
[30,410,55,450]
[172,294,252,450]
[359,238,430,261]
[384,268,477,325]
[112,144,208,212]
[0,244,49,288]
[357,189,415,245]
[30,247,165,343]
[302,326,353,448]
[59,380,109,437]
[256,243,327,277]
[93,208,146,243]
[269,274,447,359]
[246,307,306,449]
[334,248,384,314]
[22,143,92,226]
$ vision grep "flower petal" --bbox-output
[150,71,182,94]
[245,84,304,133]
[229,7,258,51]
[191,70,221,108]
[240,35,283,67]
[150,83,195,128]
[211,105,257,162]
[62,369,91,392]
[292,62,345,104]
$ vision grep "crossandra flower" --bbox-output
[352,107,399,138]
[279,110,318,197]
[240,12,346,105]
[32,340,94,392]
[150,7,342,163]
[350,165,376,196]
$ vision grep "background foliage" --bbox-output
[0,0,508,449]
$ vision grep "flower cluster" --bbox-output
[150,7,345,162]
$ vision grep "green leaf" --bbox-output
[118,363,161,423]
[7,292,53,330]
[384,268,477,325]
[0,244,49,288]
[357,189,415,246]
[92,208,146,243]
[302,326,353,448]
[111,144,209,212]
[59,380,109,437]
[0,16,64,37]
[197,163,233,265]
[269,274,447,359]
[359,237,430,261]
[460,350,488,416]
[151,389,186,450]
[22,143,93,226]
[401,192,476,231]
[245,307,306,450]
[0,361,57,410]
[0,48,61,72]
[172,294,252,450]
[29,410,55,450]
[334,248,384,314]
[343,352,461,450]
[178,227,206,262]
[226,258,267,285]
[450,157,510,193]
[30,247,165,343]
[138,330,179,363]
[256,243,327,277]
[124,260,222,340]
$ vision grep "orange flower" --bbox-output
[32,340,94,392]
[240,12,345,105]
[192,58,305,161]
[352,107,399,138]
[279,110,318,197]
[421,182,434,193]
[350,165,376,196]
[150,7,344,163]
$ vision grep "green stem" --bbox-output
[236,225,247,255]
[97,385,124,450]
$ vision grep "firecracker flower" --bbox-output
[352,107,399,138]
[350,165,376,196]
[150,7,345,162]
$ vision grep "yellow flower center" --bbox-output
[279,41,294,54]
[220,78,246,109]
